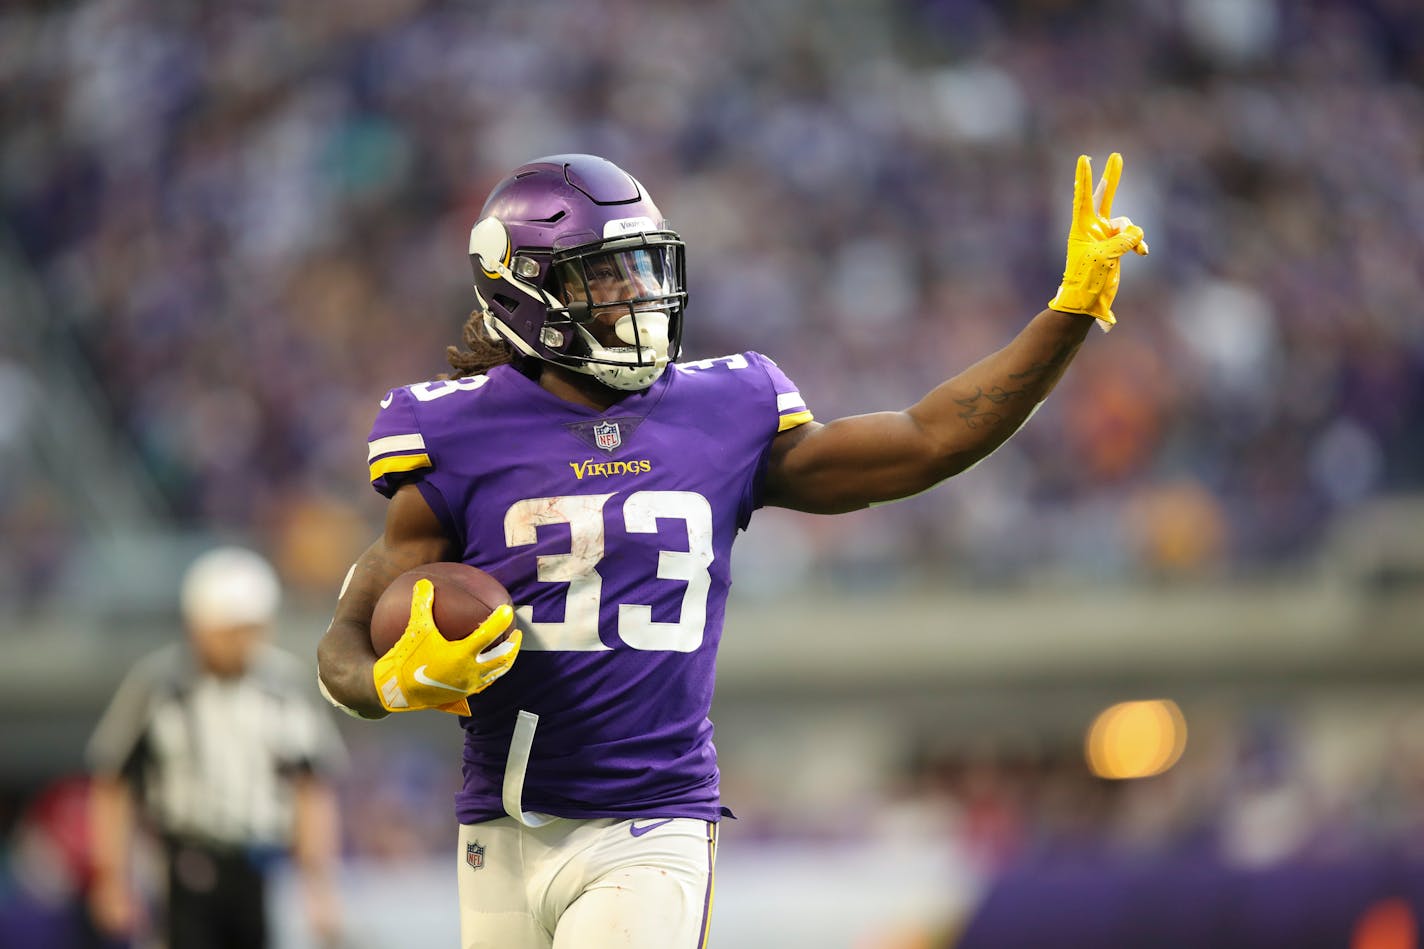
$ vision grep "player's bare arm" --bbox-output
[316,484,455,718]
[766,151,1147,515]
[764,308,1092,514]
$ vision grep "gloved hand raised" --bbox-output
[372,578,521,715]
[1048,152,1149,331]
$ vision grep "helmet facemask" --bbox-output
[545,234,685,390]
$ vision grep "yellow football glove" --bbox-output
[372,578,522,715]
[1047,152,1149,331]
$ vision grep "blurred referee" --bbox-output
[85,546,347,949]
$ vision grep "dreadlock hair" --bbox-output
[445,308,515,378]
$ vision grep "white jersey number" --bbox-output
[407,375,489,402]
[502,491,713,653]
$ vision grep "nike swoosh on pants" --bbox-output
[629,819,674,837]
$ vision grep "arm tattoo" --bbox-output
[956,340,1079,430]
[1008,339,1078,383]
[954,386,1025,429]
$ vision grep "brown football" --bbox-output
[369,562,513,657]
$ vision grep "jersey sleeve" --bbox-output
[739,352,814,523]
[748,352,814,433]
[366,386,433,498]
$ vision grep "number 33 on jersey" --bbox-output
[362,351,813,823]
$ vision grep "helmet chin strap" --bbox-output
[481,297,673,391]
[580,312,671,391]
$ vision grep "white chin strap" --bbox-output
[581,312,671,391]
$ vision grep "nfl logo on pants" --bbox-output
[593,421,621,451]
[466,841,484,870]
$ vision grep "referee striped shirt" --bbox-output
[86,642,346,850]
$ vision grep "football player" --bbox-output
[317,153,1146,948]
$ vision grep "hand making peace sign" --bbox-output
[1048,152,1149,329]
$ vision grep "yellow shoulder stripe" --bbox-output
[369,453,431,482]
[777,410,814,432]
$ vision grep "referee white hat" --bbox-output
[180,546,281,631]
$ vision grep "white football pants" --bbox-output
[456,816,718,949]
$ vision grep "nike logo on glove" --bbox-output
[413,666,466,693]
[629,819,674,838]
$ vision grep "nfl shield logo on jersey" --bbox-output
[593,421,621,452]
[466,841,485,871]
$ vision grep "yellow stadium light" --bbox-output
[1085,699,1187,780]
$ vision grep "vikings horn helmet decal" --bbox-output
[468,155,687,391]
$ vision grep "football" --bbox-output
[369,562,513,657]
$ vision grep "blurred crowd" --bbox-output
[2,0,1423,607]
[898,702,1424,875]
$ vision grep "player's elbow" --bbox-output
[905,416,989,484]
[888,455,977,502]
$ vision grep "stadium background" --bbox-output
[2,0,1422,945]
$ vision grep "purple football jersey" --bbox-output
[365,353,813,823]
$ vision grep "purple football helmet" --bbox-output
[468,155,686,390]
